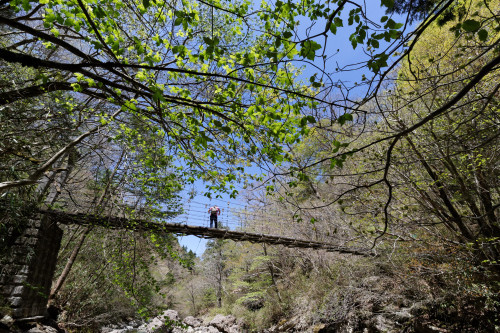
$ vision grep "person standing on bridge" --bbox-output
[208,205,221,228]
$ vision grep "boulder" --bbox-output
[183,316,202,328]
[194,326,220,333]
[160,310,180,322]
[0,316,13,327]
[370,314,395,332]
[139,317,164,332]
[136,310,181,332]
[209,315,237,333]
[0,315,14,333]
[227,325,241,333]
[393,308,413,322]
[172,327,195,333]
[26,325,58,333]
[116,311,244,333]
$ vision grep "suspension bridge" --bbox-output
[39,209,371,256]
[2,203,371,319]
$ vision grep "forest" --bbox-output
[0,0,499,331]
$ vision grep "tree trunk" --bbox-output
[48,150,125,301]
[49,226,90,300]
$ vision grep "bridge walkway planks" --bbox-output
[40,210,372,256]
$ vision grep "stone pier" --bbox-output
[0,216,62,318]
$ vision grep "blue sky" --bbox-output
[176,188,254,256]
[176,0,411,257]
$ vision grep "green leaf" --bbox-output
[381,0,394,9]
[22,0,32,11]
[478,29,488,41]
[367,52,389,72]
[63,18,75,27]
[462,19,480,32]
[300,40,321,60]
[45,13,56,23]
[203,36,212,45]
[94,5,106,19]
[386,19,396,29]
[71,83,82,92]
[338,113,353,125]
[50,27,59,37]
[349,33,358,49]
[305,115,316,123]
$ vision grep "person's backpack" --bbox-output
[209,207,218,215]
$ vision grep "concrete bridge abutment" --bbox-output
[0,215,62,319]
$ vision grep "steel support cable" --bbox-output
[39,210,372,256]
[179,206,286,222]
[184,201,290,220]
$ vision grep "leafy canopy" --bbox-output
[0,0,413,197]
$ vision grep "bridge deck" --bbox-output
[40,210,371,256]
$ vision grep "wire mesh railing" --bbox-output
[170,200,296,235]
[40,209,372,256]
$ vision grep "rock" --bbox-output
[370,314,395,332]
[227,325,241,333]
[414,320,449,333]
[312,324,325,333]
[160,310,180,322]
[128,320,143,328]
[127,311,245,333]
[173,327,196,333]
[0,315,14,333]
[209,315,237,333]
[410,301,430,316]
[195,327,220,333]
[26,329,44,333]
[136,310,182,333]
[26,325,58,333]
[139,317,164,332]
[393,308,413,322]
[183,316,202,328]
[0,316,14,327]
[361,276,380,289]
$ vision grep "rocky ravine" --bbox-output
[101,310,246,333]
